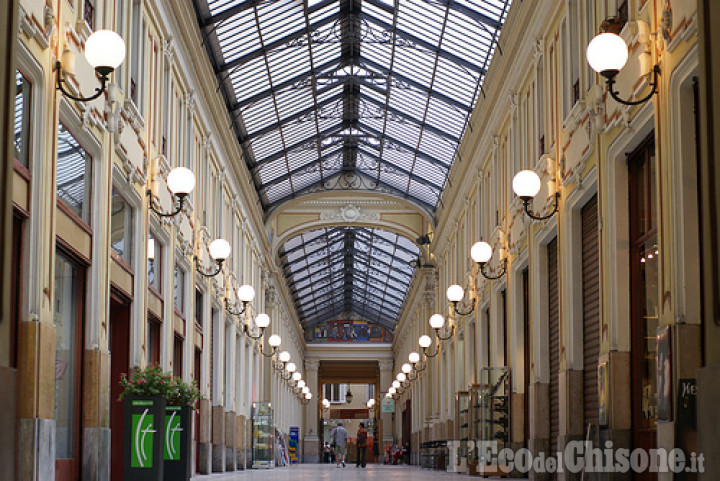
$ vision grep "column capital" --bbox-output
[305,360,320,371]
[379,361,394,371]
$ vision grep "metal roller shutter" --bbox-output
[548,237,560,455]
[582,195,600,428]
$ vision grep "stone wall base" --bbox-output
[18,417,55,480]
[528,437,549,481]
[303,435,320,463]
[212,444,225,472]
[83,427,110,481]
[596,429,631,481]
[198,442,212,474]
[0,368,16,481]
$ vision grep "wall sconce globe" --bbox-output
[512,170,542,200]
[586,32,629,79]
[84,30,126,71]
[471,241,493,264]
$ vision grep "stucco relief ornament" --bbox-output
[321,203,379,223]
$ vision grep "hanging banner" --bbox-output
[381,397,395,413]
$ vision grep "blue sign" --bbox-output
[289,426,300,465]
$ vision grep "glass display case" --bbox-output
[474,367,510,475]
[454,391,471,472]
[251,402,274,469]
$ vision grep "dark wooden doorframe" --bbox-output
[54,247,87,481]
[628,135,658,481]
[109,291,130,481]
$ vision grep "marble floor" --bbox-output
[191,464,525,480]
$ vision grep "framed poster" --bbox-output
[656,325,672,422]
[598,361,608,427]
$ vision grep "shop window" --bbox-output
[629,136,659,439]
[174,335,183,377]
[147,232,161,292]
[54,252,85,464]
[195,289,203,331]
[147,315,161,365]
[110,187,133,265]
[174,265,185,315]
[14,70,31,169]
[57,123,92,224]
[129,0,145,110]
[324,383,346,403]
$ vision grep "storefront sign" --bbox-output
[330,408,369,419]
[381,397,395,413]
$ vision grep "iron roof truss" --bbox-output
[193,0,511,328]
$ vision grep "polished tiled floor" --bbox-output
[192,464,524,480]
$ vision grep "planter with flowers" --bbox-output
[162,376,201,481]
[119,364,202,481]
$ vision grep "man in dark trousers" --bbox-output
[355,422,368,468]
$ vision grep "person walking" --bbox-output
[355,422,368,468]
[330,421,348,467]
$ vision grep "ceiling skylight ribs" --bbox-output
[195,0,511,327]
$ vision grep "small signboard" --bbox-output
[381,397,395,413]
[329,408,370,419]
[288,427,299,465]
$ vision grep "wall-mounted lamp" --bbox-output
[148,167,196,218]
[409,351,426,372]
[392,380,401,390]
[513,170,559,221]
[401,362,416,381]
[243,313,270,340]
[471,241,507,280]
[259,333,281,358]
[294,378,306,392]
[195,238,230,278]
[281,362,297,380]
[274,351,291,372]
[586,17,660,106]
[301,392,313,405]
[226,284,256,317]
[322,399,331,411]
[446,283,476,317]
[396,372,409,388]
[419,335,439,358]
[345,390,354,404]
[56,30,126,102]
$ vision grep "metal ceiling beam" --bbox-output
[359,57,471,112]
[356,147,445,190]
[217,12,341,73]
[279,226,346,257]
[231,58,342,110]
[357,123,449,169]
[257,147,344,194]
[250,124,344,168]
[353,227,420,256]
[359,93,460,142]
[443,0,503,30]
[264,169,437,212]
[241,92,344,142]
[359,12,486,75]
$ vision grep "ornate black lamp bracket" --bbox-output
[479,259,507,280]
[55,61,111,102]
[147,190,187,218]
[605,64,660,106]
[521,192,560,221]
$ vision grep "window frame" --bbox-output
[110,186,134,269]
[56,121,93,228]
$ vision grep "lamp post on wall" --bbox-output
[470,241,507,280]
[586,17,660,106]
[512,170,559,221]
[55,30,126,102]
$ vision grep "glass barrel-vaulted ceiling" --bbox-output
[193,0,511,213]
[278,227,419,328]
[192,0,512,328]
